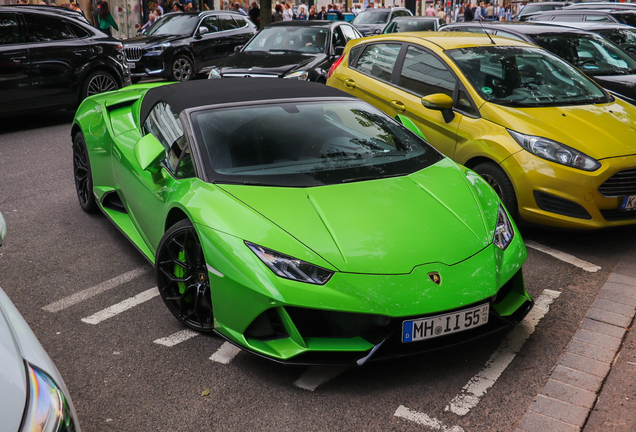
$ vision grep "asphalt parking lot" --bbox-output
[1,110,634,431]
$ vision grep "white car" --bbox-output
[0,211,81,432]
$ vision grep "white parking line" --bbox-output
[293,366,349,391]
[394,406,464,432]
[81,287,159,325]
[154,329,200,347]
[209,342,242,364]
[43,267,147,313]
[525,241,601,273]
[445,289,561,416]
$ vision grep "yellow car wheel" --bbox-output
[474,162,518,220]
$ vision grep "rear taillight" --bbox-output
[328,54,345,79]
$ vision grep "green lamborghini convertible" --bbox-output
[71,79,533,365]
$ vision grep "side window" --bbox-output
[23,13,76,42]
[143,103,194,178]
[349,44,363,63]
[67,21,91,38]
[456,87,479,117]
[398,45,457,98]
[0,13,21,45]
[492,30,526,42]
[218,15,238,31]
[332,27,347,48]
[340,24,359,42]
[233,16,248,28]
[354,43,401,83]
[553,14,582,22]
[585,15,612,22]
[200,16,219,33]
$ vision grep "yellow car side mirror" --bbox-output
[421,93,454,110]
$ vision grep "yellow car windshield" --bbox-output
[447,46,609,107]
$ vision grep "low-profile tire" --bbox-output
[81,70,119,100]
[156,220,214,333]
[473,162,519,220]
[72,132,99,213]
[171,55,194,82]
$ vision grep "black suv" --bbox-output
[352,7,413,36]
[123,11,257,82]
[0,5,131,117]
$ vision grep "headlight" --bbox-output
[145,42,171,56]
[284,70,308,80]
[21,363,77,432]
[246,242,333,285]
[208,68,222,79]
[493,204,514,251]
[508,130,601,171]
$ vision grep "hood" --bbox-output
[122,34,181,48]
[220,51,320,77]
[352,23,384,34]
[217,159,490,274]
[480,100,636,160]
[593,74,636,105]
[0,306,27,432]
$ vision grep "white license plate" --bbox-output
[402,304,489,343]
[127,62,136,69]
[621,195,636,211]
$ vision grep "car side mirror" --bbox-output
[421,93,455,123]
[199,26,210,35]
[134,134,165,174]
[395,114,427,141]
[334,46,345,56]
[234,45,243,53]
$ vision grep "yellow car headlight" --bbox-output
[508,130,601,172]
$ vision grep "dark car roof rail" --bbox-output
[1,4,89,22]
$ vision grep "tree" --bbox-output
[260,0,272,27]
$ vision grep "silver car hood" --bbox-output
[0,296,28,432]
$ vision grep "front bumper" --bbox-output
[502,152,636,229]
[127,57,170,79]
[199,225,530,365]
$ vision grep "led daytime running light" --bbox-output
[493,204,514,251]
[246,242,333,285]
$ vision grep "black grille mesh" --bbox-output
[533,191,592,220]
[598,168,636,197]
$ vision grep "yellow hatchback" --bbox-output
[327,33,636,229]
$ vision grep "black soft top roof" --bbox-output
[140,79,354,124]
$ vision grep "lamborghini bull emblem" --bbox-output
[428,272,441,285]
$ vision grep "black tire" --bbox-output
[473,162,519,219]
[81,70,119,100]
[72,132,99,213]
[156,220,214,333]
[171,55,194,82]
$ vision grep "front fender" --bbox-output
[453,117,523,166]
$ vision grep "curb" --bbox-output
[516,251,636,432]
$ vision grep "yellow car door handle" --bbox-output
[391,101,406,112]
[344,78,356,89]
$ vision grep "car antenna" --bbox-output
[478,20,496,45]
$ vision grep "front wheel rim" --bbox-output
[173,58,192,81]
[86,74,117,96]
[157,227,213,330]
[481,173,503,198]
[73,141,91,206]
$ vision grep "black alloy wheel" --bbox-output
[473,162,519,221]
[73,132,98,213]
[82,70,119,100]
[156,220,214,333]
[172,56,193,82]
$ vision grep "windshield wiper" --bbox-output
[269,49,298,53]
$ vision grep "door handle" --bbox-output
[391,100,406,112]
[10,56,26,63]
[344,78,356,89]
[73,50,87,56]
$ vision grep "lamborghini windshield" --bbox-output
[448,46,609,107]
[243,26,329,53]
[190,100,442,187]
[145,13,199,36]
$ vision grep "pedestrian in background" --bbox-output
[272,3,284,22]
[464,2,474,21]
[317,4,328,19]
[97,1,118,36]
[282,3,293,21]
[296,0,308,19]
[248,1,260,26]
[308,4,317,20]
[298,5,307,20]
